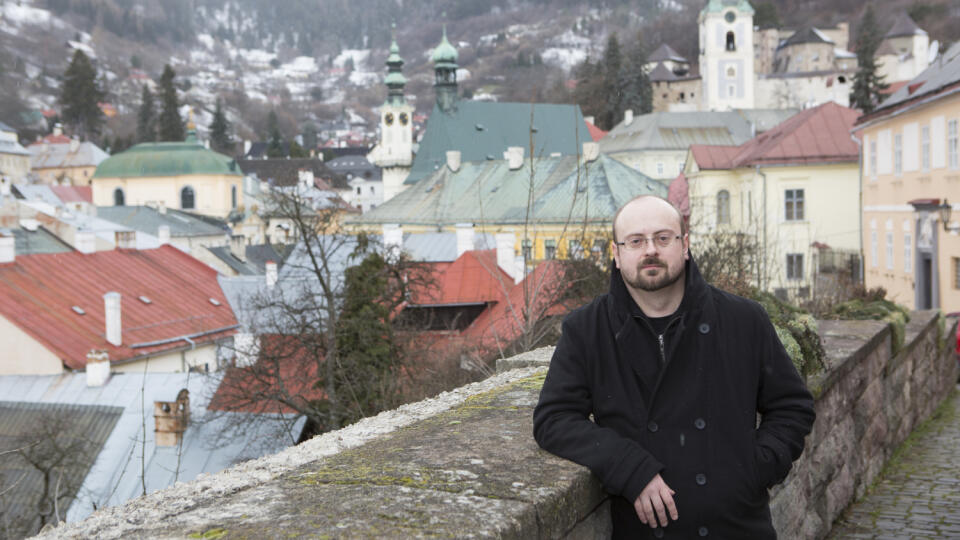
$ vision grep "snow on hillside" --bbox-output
[1,0,58,28]
[333,49,371,70]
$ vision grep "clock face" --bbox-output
[399,112,409,125]
[724,11,736,23]
[384,112,394,126]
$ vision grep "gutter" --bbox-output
[129,324,240,349]
[757,165,768,291]
[849,131,864,285]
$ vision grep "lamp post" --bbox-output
[940,199,953,232]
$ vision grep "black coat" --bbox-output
[533,257,815,539]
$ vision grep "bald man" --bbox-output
[534,195,814,538]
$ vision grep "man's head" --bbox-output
[612,195,689,293]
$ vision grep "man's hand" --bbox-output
[634,474,678,528]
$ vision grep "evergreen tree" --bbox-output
[266,110,285,158]
[157,64,184,141]
[135,84,156,143]
[59,50,105,140]
[572,58,604,126]
[599,33,623,130]
[849,5,888,114]
[208,97,234,154]
[618,36,653,117]
[289,140,309,158]
[302,123,318,154]
[753,1,782,29]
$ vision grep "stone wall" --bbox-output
[37,312,956,539]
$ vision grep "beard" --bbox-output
[623,257,685,292]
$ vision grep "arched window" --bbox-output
[726,31,736,51]
[717,190,730,225]
[181,186,195,210]
[231,185,237,209]
[113,188,125,206]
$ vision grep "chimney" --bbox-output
[234,333,260,368]
[455,223,474,258]
[382,223,403,255]
[230,234,246,260]
[298,169,314,190]
[157,225,170,246]
[158,201,166,215]
[0,177,10,197]
[69,139,80,153]
[583,142,600,163]
[265,260,278,289]
[53,124,63,136]
[584,116,595,125]
[115,230,136,249]
[0,234,14,264]
[243,140,252,156]
[75,230,96,254]
[495,231,517,280]
[446,150,461,172]
[85,350,110,387]
[103,292,122,346]
[154,389,190,447]
[624,109,634,126]
[507,146,524,170]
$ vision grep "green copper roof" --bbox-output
[405,101,590,185]
[349,154,666,227]
[703,0,754,14]
[93,141,242,179]
[431,26,458,65]
[385,72,407,86]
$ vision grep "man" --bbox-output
[533,195,815,538]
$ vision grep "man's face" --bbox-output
[612,198,689,293]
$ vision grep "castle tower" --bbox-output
[432,25,459,113]
[698,0,755,110]
[368,26,414,203]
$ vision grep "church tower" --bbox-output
[368,26,414,203]
[698,0,755,110]
[432,25,459,113]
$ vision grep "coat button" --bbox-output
[647,421,659,433]
[653,529,664,538]
[698,323,710,334]
[699,526,709,536]
[694,418,706,430]
[695,473,707,485]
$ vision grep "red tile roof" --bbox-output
[30,134,72,145]
[50,185,93,203]
[411,250,514,305]
[691,101,860,169]
[586,120,608,142]
[0,246,237,369]
[668,173,690,218]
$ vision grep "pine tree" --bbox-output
[157,64,184,142]
[618,36,653,117]
[266,110,285,158]
[136,84,156,143]
[59,50,105,140]
[849,5,889,114]
[598,33,623,130]
[208,97,234,154]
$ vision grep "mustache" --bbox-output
[639,258,665,267]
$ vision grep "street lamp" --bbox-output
[939,199,953,231]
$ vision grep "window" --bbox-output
[894,134,902,175]
[656,162,664,176]
[949,119,958,170]
[727,84,736,98]
[370,186,375,194]
[904,231,912,273]
[786,254,803,280]
[231,185,237,209]
[885,232,894,269]
[726,31,736,51]
[784,189,804,221]
[922,125,931,171]
[870,230,878,267]
[568,239,583,259]
[954,257,960,289]
[592,238,607,258]
[717,190,730,225]
[522,239,532,261]
[726,66,736,78]
[356,186,361,195]
[180,186,195,209]
[113,188,125,206]
[869,140,877,179]
[545,239,557,260]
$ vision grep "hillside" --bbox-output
[0,0,957,150]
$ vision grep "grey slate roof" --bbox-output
[780,27,833,48]
[0,372,302,524]
[326,155,382,182]
[238,158,349,190]
[206,243,294,276]
[0,401,122,536]
[648,44,687,64]
[28,140,108,169]
[96,206,228,237]
[351,154,666,227]
[0,137,30,157]
[871,41,960,112]
[885,13,926,39]
[401,232,495,262]
[649,63,679,82]
[406,101,590,185]
[0,225,73,255]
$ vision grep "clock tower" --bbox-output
[368,26,415,202]
[699,0,755,111]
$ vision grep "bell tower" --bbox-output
[432,25,459,113]
[699,0,755,110]
[368,25,414,203]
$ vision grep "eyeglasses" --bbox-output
[615,233,682,251]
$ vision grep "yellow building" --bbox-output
[684,101,861,301]
[854,42,960,311]
[28,127,109,186]
[91,130,242,218]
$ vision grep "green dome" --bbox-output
[385,71,407,86]
[431,27,458,65]
[93,141,242,179]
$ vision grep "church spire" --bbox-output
[432,23,459,113]
[384,23,407,106]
